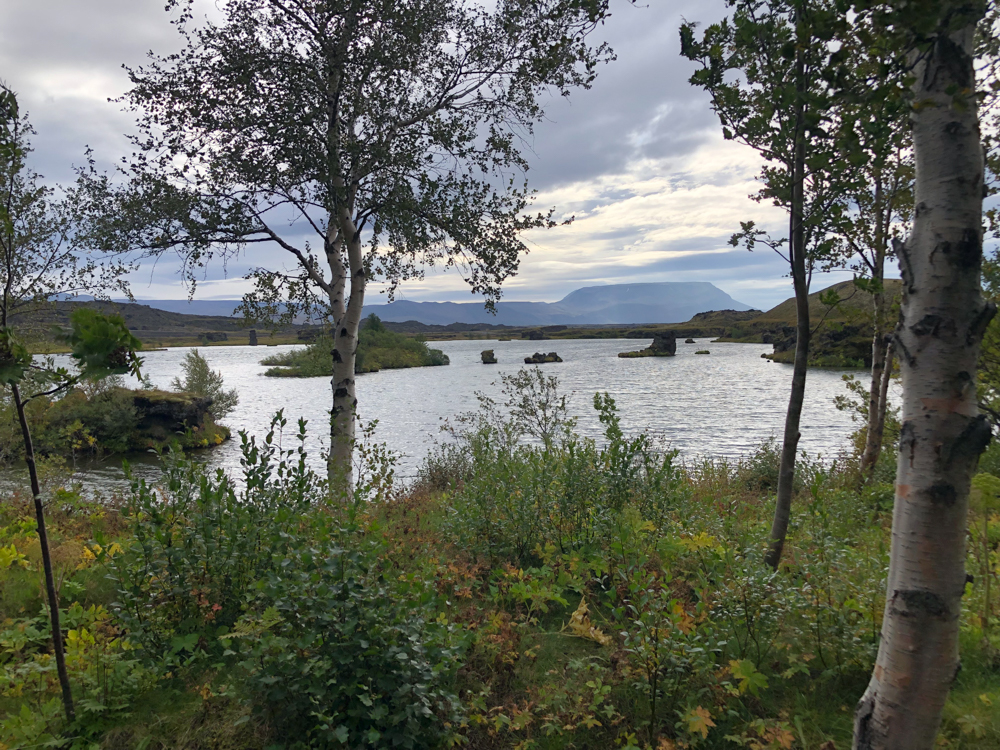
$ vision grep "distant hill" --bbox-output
[69,282,750,326]
[361,282,753,325]
[754,278,902,325]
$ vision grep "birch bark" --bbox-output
[853,18,993,750]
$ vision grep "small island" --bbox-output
[618,331,677,358]
[524,351,562,364]
[261,314,449,377]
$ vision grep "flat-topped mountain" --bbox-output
[361,282,753,325]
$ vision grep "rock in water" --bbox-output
[618,331,676,358]
[481,349,497,364]
[685,338,696,344]
[649,332,677,355]
[524,352,562,364]
[249,329,258,346]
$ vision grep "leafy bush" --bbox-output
[226,537,467,749]
[110,415,321,664]
[261,314,448,376]
[170,348,239,419]
[437,371,688,564]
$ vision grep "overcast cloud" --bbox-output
[1,0,872,311]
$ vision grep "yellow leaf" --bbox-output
[686,705,716,740]
[565,597,612,646]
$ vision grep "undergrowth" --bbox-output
[1,370,998,749]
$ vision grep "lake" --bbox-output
[15,337,866,492]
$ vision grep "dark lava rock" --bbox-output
[481,349,497,364]
[204,331,228,342]
[685,338,696,344]
[249,329,259,346]
[524,352,562,364]
[132,391,214,442]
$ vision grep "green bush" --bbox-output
[226,537,467,749]
[170,349,239,419]
[261,314,449,377]
[110,414,321,664]
[437,372,688,564]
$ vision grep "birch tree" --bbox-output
[852,2,994,747]
[89,0,611,493]
[681,0,848,569]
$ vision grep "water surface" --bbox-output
[27,337,863,491]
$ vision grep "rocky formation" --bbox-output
[764,323,872,368]
[524,352,562,364]
[481,349,497,364]
[249,329,258,346]
[685,338,696,344]
[618,331,677,358]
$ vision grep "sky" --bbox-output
[0,0,881,312]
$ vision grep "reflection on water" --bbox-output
[3,338,864,494]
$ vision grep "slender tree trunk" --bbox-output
[867,339,895,464]
[764,17,808,571]
[854,19,992,750]
[329,229,365,497]
[11,383,75,722]
[861,288,888,475]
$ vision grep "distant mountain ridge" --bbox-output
[362,282,752,325]
[86,282,752,326]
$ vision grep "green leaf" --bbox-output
[60,308,143,379]
[0,328,31,385]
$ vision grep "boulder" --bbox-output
[248,329,258,346]
[618,331,676,358]
[481,349,497,364]
[649,332,677,355]
[524,352,562,364]
[685,338,696,344]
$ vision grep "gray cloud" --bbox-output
[2,0,852,311]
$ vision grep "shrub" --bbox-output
[170,349,239,419]
[226,536,467,749]
[110,414,321,664]
[437,372,688,564]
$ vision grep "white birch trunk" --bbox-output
[329,227,365,498]
[853,20,994,750]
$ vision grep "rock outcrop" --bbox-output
[481,349,497,364]
[249,329,258,346]
[524,352,562,364]
[618,331,677,358]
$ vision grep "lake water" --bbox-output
[17,337,865,492]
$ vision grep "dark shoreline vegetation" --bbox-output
[2,373,998,749]
[259,315,449,377]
